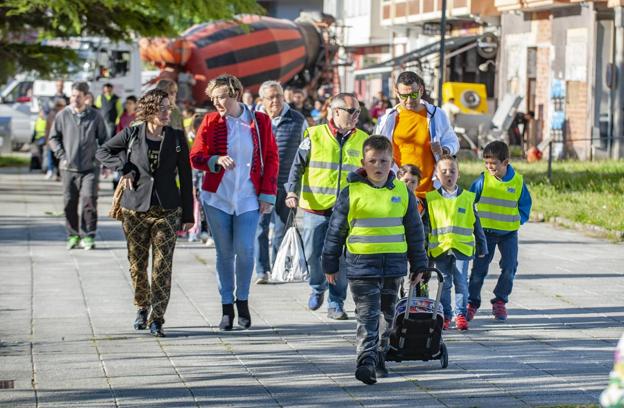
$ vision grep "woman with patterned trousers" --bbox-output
[190,74,278,331]
[96,89,194,337]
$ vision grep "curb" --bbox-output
[531,212,624,241]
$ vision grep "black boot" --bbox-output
[235,299,251,329]
[219,304,234,331]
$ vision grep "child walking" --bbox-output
[467,141,532,321]
[426,155,487,330]
[322,136,428,385]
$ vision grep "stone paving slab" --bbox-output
[1,168,623,407]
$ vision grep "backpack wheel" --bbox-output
[440,343,448,369]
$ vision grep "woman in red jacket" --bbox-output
[190,74,278,331]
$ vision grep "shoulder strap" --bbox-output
[126,126,140,158]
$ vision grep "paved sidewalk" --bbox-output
[1,167,623,407]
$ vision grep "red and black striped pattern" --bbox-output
[182,15,307,104]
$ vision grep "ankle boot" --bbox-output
[235,299,251,329]
[219,304,234,331]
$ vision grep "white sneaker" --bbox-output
[255,273,269,284]
[45,170,53,180]
[200,232,210,243]
[205,237,215,248]
[188,233,198,242]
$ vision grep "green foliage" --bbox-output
[0,155,29,167]
[0,0,264,82]
[458,160,624,234]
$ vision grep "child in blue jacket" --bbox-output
[322,136,428,385]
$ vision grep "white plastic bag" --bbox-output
[270,213,309,282]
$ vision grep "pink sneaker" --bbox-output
[492,300,508,321]
[443,318,451,330]
[467,303,478,321]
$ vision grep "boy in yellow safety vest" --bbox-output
[426,155,488,331]
[322,135,428,385]
[467,141,532,322]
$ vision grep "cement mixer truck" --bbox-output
[139,14,338,106]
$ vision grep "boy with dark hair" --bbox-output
[426,155,487,330]
[468,141,532,321]
[322,135,428,385]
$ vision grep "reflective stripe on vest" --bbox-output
[34,118,46,140]
[477,171,523,231]
[346,178,409,255]
[299,124,368,211]
[426,189,477,257]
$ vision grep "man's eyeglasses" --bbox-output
[397,91,421,100]
[336,107,361,116]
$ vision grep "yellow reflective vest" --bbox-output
[299,124,368,211]
[34,117,46,140]
[477,171,523,231]
[426,189,477,257]
[346,178,409,255]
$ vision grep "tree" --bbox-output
[0,0,264,83]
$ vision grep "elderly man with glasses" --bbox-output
[375,71,458,201]
[285,93,369,320]
[253,81,307,284]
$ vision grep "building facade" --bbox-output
[495,0,624,159]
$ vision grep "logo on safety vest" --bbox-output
[507,187,516,193]
[458,207,466,214]
[347,149,360,157]
[391,196,401,203]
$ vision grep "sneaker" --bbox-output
[66,235,80,250]
[492,300,508,321]
[45,170,53,180]
[255,272,269,285]
[205,237,215,248]
[133,309,148,330]
[80,236,95,250]
[149,321,165,337]
[466,303,479,321]
[455,314,468,331]
[327,306,348,320]
[200,232,210,243]
[443,318,451,330]
[187,233,199,242]
[355,361,377,385]
[308,292,324,311]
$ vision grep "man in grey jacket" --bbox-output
[49,81,108,250]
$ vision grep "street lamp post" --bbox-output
[437,0,447,106]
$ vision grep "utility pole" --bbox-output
[437,0,447,106]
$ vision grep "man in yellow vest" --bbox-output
[31,108,48,171]
[468,141,532,321]
[95,83,123,138]
[285,93,369,320]
[426,155,487,331]
[322,135,428,384]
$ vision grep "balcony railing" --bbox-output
[381,0,498,25]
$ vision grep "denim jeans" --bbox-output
[433,253,470,319]
[303,211,347,309]
[468,230,518,308]
[350,277,402,365]
[255,189,289,275]
[203,204,260,305]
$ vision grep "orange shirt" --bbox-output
[392,107,435,199]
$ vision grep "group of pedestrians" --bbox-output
[46,70,531,385]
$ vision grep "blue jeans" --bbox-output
[468,230,518,308]
[350,277,402,365]
[433,253,469,319]
[255,189,289,275]
[302,211,347,309]
[203,204,260,305]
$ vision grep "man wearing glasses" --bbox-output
[285,93,369,320]
[375,71,458,201]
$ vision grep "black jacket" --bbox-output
[96,124,194,223]
[322,170,429,279]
